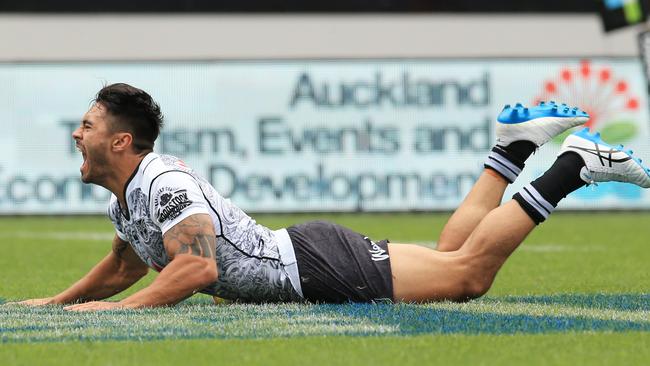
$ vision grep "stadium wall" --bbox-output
[1,15,648,214]
[0,14,643,60]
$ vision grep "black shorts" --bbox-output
[288,220,394,303]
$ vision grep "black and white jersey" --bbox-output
[107,153,303,302]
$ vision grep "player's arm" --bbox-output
[113,213,217,308]
[8,235,148,306]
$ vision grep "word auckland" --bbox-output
[290,71,490,108]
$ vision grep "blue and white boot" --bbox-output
[559,128,650,188]
[496,101,589,147]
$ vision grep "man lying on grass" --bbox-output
[7,84,650,310]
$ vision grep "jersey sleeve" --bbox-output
[149,171,211,235]
[107,195,128,241]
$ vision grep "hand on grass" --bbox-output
[64,301,128,312]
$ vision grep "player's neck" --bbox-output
[106,153,148,208]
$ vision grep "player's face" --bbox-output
[72,103,114,184]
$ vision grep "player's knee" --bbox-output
[460,276,492,301]
[449,278,491,302]
[452,261,494,301]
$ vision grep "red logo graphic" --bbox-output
[532,60,640,143]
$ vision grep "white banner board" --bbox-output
[0,58,648,213]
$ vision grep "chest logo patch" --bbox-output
[155,187,193,222]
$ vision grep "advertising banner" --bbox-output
[0,58,647,213]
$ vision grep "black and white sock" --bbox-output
[484,141,536,183]
[513,152,587,224]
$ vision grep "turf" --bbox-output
[1,213,649,365]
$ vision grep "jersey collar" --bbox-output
[119,152,158,220]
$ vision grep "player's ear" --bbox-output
[111,132,133,152]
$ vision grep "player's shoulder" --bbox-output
[140,153,194,179]
[139,153,201,196]
[142,154,211,227]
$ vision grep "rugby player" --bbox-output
[8,84,650,310]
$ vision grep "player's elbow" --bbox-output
[194,260,219,289]
[200,266,219,288]
[170,254,218,290]
[117,265,149,283]
[130,266,150,281]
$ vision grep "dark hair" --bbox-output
[94,83,163,153]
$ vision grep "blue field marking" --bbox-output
[314,302,650,336]
[1,294,649,343]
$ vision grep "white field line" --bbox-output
[428,301,650,323]
[0,231,114,241]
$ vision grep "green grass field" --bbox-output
[1,213,650,365]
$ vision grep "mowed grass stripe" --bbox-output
[2,294,649,343]
[2,333,650,366]
[432,300,650,323]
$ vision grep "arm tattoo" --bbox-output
[165,215,216,259]
[113,238,129,259]
[175,234,216,258]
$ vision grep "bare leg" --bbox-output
[391,148,587,302]
[390,200,534,303]
[389,103,593,301]
[437,170,508,252]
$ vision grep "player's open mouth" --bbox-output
[76,144,87,173]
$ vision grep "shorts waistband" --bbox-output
[273,228,304,298]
